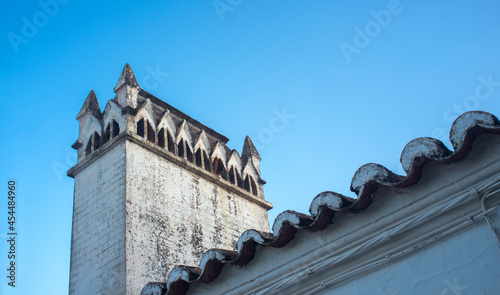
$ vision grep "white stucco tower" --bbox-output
[67,64,272,295]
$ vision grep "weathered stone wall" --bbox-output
[69,142,127,295]
[70,65,272,294]
[125,140,270,295]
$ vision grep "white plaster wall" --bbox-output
[322,221,500,295]
[69,142,127,295]
[124,141,270,295]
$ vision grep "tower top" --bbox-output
[76,90,101,120]
[242,136,261,160]
[114,63,139,92]
[69,63,268,200]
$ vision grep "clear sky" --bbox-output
[1,1,500,294]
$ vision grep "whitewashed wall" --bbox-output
[69,142,127,294]
[325,221,500,295]
[125,140,270,294]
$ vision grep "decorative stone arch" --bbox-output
[211,142,230,181]
[242,162,260,197]
[213,157,229,181]
[84,130,103,156]
[79,114,102,157]
[176,120,195,162]
[79,113,102,143]
[194,131,213,171]
[211,142,228,164]
[101,119,121,145]
[194,148,212,172]
[194,131,213,155]
[135,107,157,144]
[228,165,244,187]
[102,100,124,144]
[227,150,244,187]
[157,111,177,153]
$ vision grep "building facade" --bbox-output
[67,64,272,295]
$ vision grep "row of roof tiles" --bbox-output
[141,110,500,295]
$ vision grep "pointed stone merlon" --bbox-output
[73,88,129,163]
[114,63,139,108]
[242,136,262,175]
[77,90,101,120]
[76,90,102,139]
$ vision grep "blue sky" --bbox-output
[1,1,500,294]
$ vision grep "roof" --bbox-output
[137,88,230,144]
[141,110,500,295]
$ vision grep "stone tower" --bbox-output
[67,64,272,295]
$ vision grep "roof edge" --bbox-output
[140,111,500,295]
